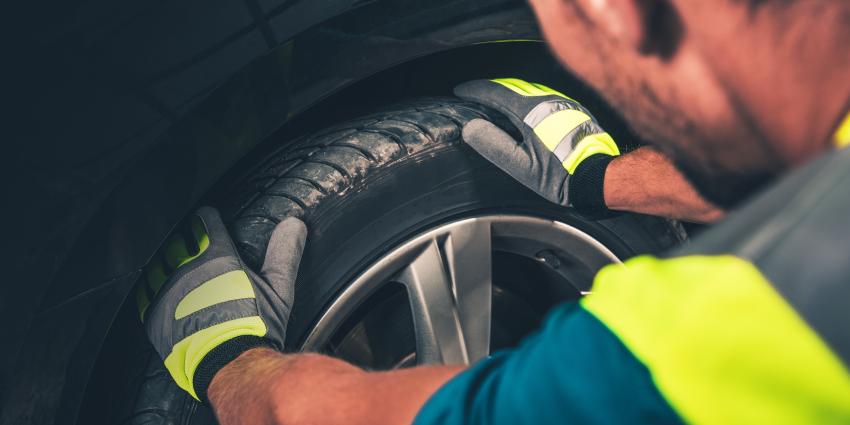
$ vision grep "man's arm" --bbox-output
[604,147,723,223]
[208,348,464,425]
[209,301,684,425]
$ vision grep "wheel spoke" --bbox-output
[397,241,467,364]
[442,219,493,363]
[396,219,493,365]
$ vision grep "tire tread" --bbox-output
[221,98,494,267]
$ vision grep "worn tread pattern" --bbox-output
[222,98,493,268]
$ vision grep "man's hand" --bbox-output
[207,349,464,425]
[137,207,307,402]
[455,78,620,215]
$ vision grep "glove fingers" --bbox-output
[192,207,240,255]
[139,207,227,321]
[462,119,540,192]
[464,119,571,206]
[259,217,307,304]
[454,80,531,132]
[454,79,572,133]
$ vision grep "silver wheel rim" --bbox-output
[301,214,620,365]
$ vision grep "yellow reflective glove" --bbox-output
[137,207,306,402]
[454,78,620,215]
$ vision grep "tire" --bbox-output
[124,97,684,424]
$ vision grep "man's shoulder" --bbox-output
[676,147,850,265]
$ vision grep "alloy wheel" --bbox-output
[301,215,620,367]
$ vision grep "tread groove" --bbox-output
[358,128,408,153]
[329,142,377,162]
[303,158,353,181]
[238,214,282,224]
[281,175,329,195]
[386,116,437,143]
[231,192,262,219]
[316,129,363,147]
[450,104,489,118]
[263,191,310,210]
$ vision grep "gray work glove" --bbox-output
[455,78,621,215]
[137,207,307,402]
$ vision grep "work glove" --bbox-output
[137,207,307,403]
[455,78,621,216]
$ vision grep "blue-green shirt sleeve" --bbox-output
[413,303,683,425]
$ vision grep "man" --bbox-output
[139,0,850,423]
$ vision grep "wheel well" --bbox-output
[207,40,644,202]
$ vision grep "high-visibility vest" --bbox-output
[582,140,850,424]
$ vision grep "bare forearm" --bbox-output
[604,147,724,223]
[208,348,464,425]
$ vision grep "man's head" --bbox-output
[530,0,850,207]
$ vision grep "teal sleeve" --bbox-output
[413,303,683,425]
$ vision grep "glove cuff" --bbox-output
[193,335,275,404]
[569,154,617,218]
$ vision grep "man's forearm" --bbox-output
[604,147,724,222]
[208,348,464,425]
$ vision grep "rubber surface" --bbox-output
[122,98,684,424]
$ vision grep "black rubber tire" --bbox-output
[124,97,685,424]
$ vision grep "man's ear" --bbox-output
[577,0,682,58]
